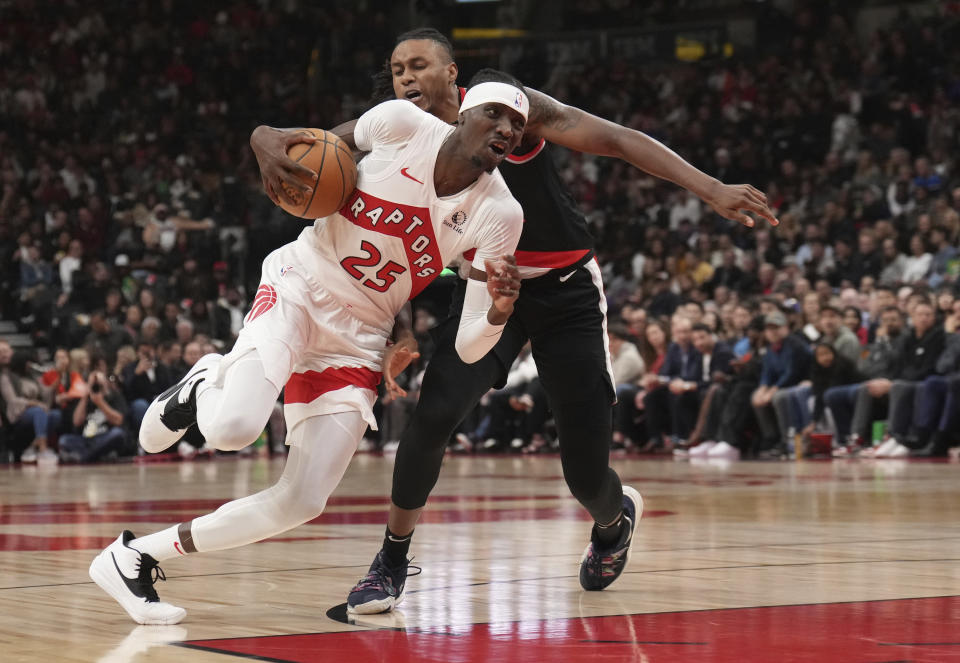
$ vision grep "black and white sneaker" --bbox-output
[347,551,421,615]
[139,353,220,452]
[89,530,186,625]
[579,485,643,591]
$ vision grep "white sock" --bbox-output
[130,525,188,563]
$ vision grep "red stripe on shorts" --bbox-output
[284,366,382,405]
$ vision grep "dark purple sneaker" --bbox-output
[347,551,421,614]
[579,485,643,590]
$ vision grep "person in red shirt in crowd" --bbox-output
[41,347,87,422]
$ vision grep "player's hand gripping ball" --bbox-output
[279,129,358,219]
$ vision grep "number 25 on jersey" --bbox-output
[340,241,407,293]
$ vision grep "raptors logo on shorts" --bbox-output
[246,285,278,323]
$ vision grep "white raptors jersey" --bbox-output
[293,99,523,333]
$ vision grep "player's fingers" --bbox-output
[743,189,766,207]
[285,161,318,182]
[263,178,280,205]
[500,254,517,266]
[285,132,317,148]
[275,181,303,207]
[746,185,768,202]
[384,371,399,389]
[721,209,755,228]
[741,199,779,226]
[279,164,315,192]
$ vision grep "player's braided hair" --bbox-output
[394,28,454,62]
[369,28,456,108]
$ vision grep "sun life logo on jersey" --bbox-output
[443,210,468,235]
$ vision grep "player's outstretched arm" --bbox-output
[250,120,359,207]
[524,88,779,229]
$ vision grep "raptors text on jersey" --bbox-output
[291,99,522,332]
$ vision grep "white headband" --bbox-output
[459,82,529,121]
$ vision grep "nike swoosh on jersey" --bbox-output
[400,167,424,184]
[559,269,577,282]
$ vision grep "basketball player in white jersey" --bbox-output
[88,71,530,625]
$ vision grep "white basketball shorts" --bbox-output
[229,243,390,434]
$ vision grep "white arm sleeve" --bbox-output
[454,196,523,364]
[354,99,433,152]
[455,278,506,364]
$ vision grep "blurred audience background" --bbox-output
[2,0,959,463]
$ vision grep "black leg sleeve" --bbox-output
[390,321,523,510]
[550,381,623,525]
[535,345,623,526]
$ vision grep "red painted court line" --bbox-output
[180,595,960,663]
[0,498,675,550]
[0,534,356,551]
[0,508,676,550]
[463,473,776,486]
[1,495,589,513]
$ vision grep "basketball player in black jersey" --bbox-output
[252,28,778,614]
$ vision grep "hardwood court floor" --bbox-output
[2,453,959,662]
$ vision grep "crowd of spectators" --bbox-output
[547,2,960,459]
[0,0,361,462]
[2,1,960,462]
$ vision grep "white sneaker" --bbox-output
[140,353,221,453]
[873,438,899,457]
[689,441,717,457]
[886,441,911,458]
[20,446,37,463]
[37,449,59,465]
[708,441,740,460]
[177,441,197,460]
[89,531,186,625]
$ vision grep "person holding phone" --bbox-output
[58,371,130,463]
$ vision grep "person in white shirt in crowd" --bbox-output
[902,234,933,284]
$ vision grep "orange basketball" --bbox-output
[278,129,357,219]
